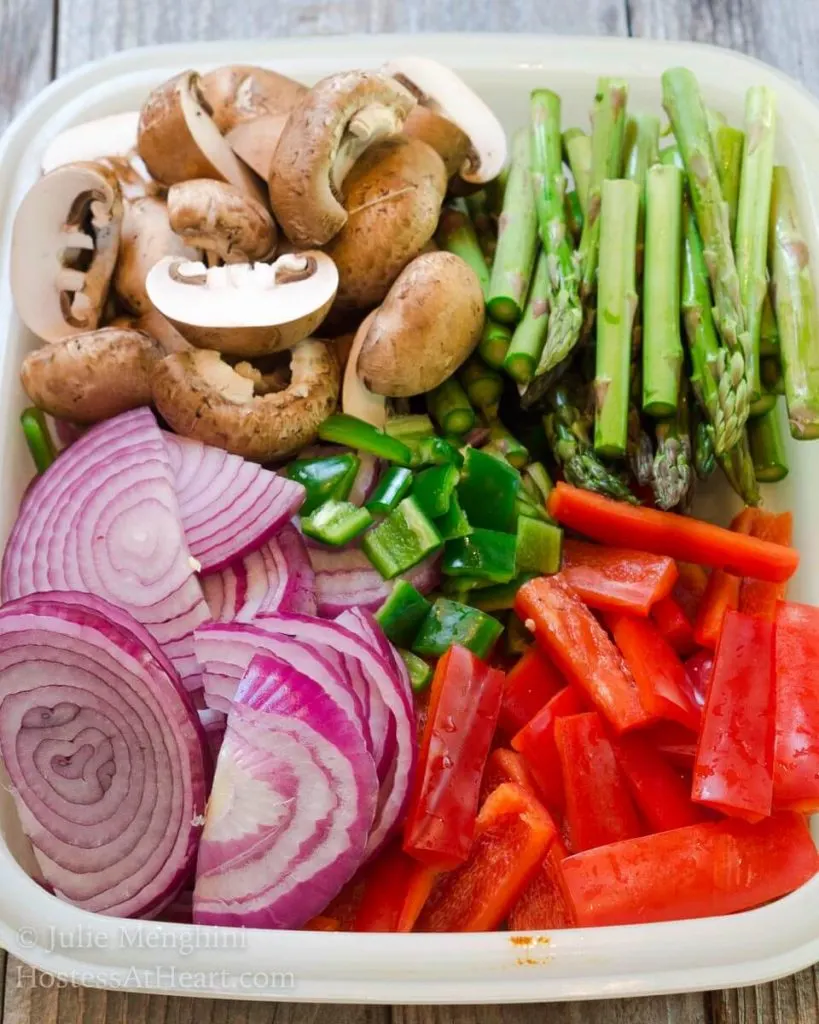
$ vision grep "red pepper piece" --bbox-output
[651,594,697,657]
[396,864,440,933]
[304,915,341,931]
[508,837,577,930]
[480,748,539,807]
[555,712,643,852]
[403,645,504,869]
[739,511,793,621]
[563,813,819,927]
[692,610,775,821]
[560,539,678,616]
[643,720,699,769]
[511,686,585,812]
[672,562,709,622]
[497,646,564,737]
[516,576,655,734]
[414,782,556,932]
[683,649,713,709]
[692,507,756,649]
[773,601,819,812]
[353,842,421,932]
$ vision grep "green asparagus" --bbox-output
[479,320,513,370]
[484,420,530,469]
[694,417,717,480]
[748,401,789,482]
[565,190,584,243]
[760,291,781,357]
[465,191,497,263]
[504,250,552,383]
[652,387,693,510]
[719,432,761,506]
[624,114,661,275]
[761,355,785,395]
[458,358,503,414]
[427,378,475,436]
[435,204,491,297]
[563,127,592,214]
[713,124,744,240]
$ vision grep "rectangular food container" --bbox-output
[0,33,818,1005]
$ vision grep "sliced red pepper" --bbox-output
[606,612,700,731]
[683,649,713,709]
[322,864,372,931]
[692,610,775,822]
[739,511,793,621]
[555,712,643,852]
[396,864,440,933]
[414,782,556,932]
[511,686,585,812]
[403,645,504,869]
[508,837,577,931]
[692,508,756,649]
[643,720,698,769]
[547,482,799,583]
[773,601,819,813]
[563,813,819,926]
[610,732,706,832]
[651,594,697,657]
[560,539,678,616]
[353,842,421,932]
[516,576,655,733]
[480,748,540,807]
[497,646,564,737]
[304,915,341,931]
[672,562,709,622]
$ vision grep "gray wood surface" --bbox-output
[0,0,817,1020]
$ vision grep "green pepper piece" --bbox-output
[20,408,57,474]
[318,413,412,464]
[301,499,373,546]
[407,436,464,469]
[443,528,518,584]
[285,454,361,515]
[457,446,519,533]
[412,598,504,659]
[399,649,433,693]
[472,574,538,612]
[412,463,460,520]
[440,576,483,602]
[434,492,473,541]
[362,497,442,579]
[385,414,436,442]
[365,466,413,516]
[375,580,431,648]
[516,517,563,575]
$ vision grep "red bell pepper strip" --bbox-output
[606,612,700,732]
[403,645,504,869]
[480,748,540,807]
[683,649,713,709]
[610,732,706,832]
[651,595,697,657]
[773,601,819,812]
[739,511,794,621]
[304,915,341,931]
[547,482,799,583]
[555,712,643,851]
[563,813,819,927]
[414,782,556,932]
[643,721,698,769]
[396,864,440,933]
[693,507,756,649]
[497,646,564,737]
[560,539,678,616]
[511,686,586,812]
[672,562,709,622]
[692,610,775,821]
[508,837,577,930]
[516,576,655,733]
[353,842,422,932]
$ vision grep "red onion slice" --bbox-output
[163,432,305,573]
[309,548,441,617]
[348,452,381,505]
[0,594,207,918]
[194,653,377,928]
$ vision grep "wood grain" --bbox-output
[712,969,819,1024]
[0,0,55,131]
[395,995,709,1024]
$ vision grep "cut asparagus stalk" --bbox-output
[652,387,693,510]
[427,378,475,436]
[563,127,592,214]
[485,165,509,218]
[624,114,661,276]
[435,204,490,298]
[504,249,552,383]
[713,124,744,240]
[748,400,789,482]
[483,420,530,469]
[761,355,785,395]
[458,358,504,414]
[565,190,583,243]
[487,129,538,324]
[465,191,497,263]
[478,320,513,369]
[594,178,640,457]
[719,432,761,505]
[769,165,819,439]
[735,87,777,402]
[760,290,780,357]
[749,391,777,418]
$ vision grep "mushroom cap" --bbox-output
[358,251,485,397]
[41,111,140,174]
[226,114,288,180]
[114,195,200,315]
[200,65,307,133]
[268,70,417,247]
[137,70,265,202]
[11,161,123,343]
[145,251,338,357]
[341,310,386,427]
[402,106,471,179]
[20,326,162,424]
[167,179,276,264]
[382,57,507,184]
[134,309,194,354]
[325,137,447,311]
[151,342,340,462]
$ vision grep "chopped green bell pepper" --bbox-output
[365,466,413,516]
[516,517,562,575]
[362,497,442,579]
[285,453,360,515]
[471,575,537,612]
[412,463,459,520]
[427,378,476,436]
[318,413,412,464]
[443,528,518,584]
[457,446,519,533]
[399,649,433,693]
[301,499,373,546]
[375,580,431,648]
[408,436,464,468]
[434,492,473,541]
[385,414,435,442]
[412,598,504,660]
[20,408,56,474]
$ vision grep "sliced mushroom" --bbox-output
[145,251,338,357]
[402,106,471,179]
[268,71,416,247]
[151,341,339,461]
[200,65,307,133]
[226,114,288,180]
[113,196,200,315]
[134,309,193,354]
[20,327,161,424]
[40,112,140,174]
[358,251,484,396]
[382,57,507,184]
[11,162,123,343]
[137,70,264,201]
[325,137,447,311]
[167,179,276,264]
[341,310,386,427]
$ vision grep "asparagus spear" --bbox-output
[769,165,819,438]
[748,401,789,482]
[479,320,513,369]
[487,129,538,324]
[761,355,785,395]
[484,420,530,469]
[624,114,661,275]
[719,431,761,505]
[427,378,475,436]
[713,125,744,240]
[485,165,509,218]
[735,87,777,401]
[652,387,693,510]
[465,191,497,262]
[760,290,780,357]
[694,417,717,480]
[594,179,640,457]
[563,128,592,214]
[435,204,491,298]
[565,190,584,244]
[459,358,504,414]
[628,413,655,486]
[504,249,552,383]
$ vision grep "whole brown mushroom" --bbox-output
[401,106,471,179]
[200,65,307,133]
[167,179,276,264]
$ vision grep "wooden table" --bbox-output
[1,0,818,1020]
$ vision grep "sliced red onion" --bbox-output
[160,886,194,924]
[198,708,227,762]
[2,409,210,691]
[0,594,207,918]
[163,432,305,574]
[194,653,377,928]
[309,548,441,617]
[347,452,381,506]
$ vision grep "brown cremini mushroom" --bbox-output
[226,114,288,181]
[151,341,339,461]
[357,251,484,396]
[268,71,416,247]
[20,327,162,424]
[11,162,123,343]
[401,106,471,179]
[200,66,307,133]
[167,179,276,264]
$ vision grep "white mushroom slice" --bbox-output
[11,162,122,343]
[382,57,507,184]
[145,251,338,357]
[342,310,386,428]
[41,112,140,174]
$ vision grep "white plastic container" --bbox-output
[0,33,818,1004]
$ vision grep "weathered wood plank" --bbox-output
[0,0,55,130]
[395,995,709,1024]
[712,969,819,1024]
